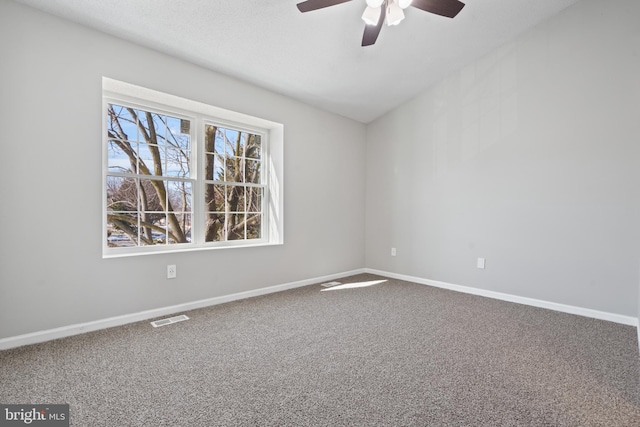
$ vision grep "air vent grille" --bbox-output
[150,314,189,328]
[320,281,342,288]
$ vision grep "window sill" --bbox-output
[103,241,283,259]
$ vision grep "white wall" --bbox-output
[0,1,366,339]
[365,0,640,317]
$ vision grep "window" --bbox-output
[106,105,194,247]
[103,78,283,257]
[203,124,264,242]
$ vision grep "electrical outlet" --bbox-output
[477,258,485,269]
[391,248,397,257]
[167,264,177,279]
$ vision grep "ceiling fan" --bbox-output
[297,0,465,46]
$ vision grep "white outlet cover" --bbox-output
[167,264,177,278]
[477,258,486,269]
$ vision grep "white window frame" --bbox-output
[102,77,284,258]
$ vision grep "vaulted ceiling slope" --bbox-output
[13,0,580,123]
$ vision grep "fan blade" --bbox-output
[297,0,352,13]
[362,3,387,46]
[411,0,465,18]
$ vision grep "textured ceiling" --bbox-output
[13,0,581,122]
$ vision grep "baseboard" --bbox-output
[0,268,366,351]
[365,268,639,327]
[2,267,636,351]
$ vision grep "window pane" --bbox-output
[107,104,138,141]
[239,186,248,212]
[204,153,215,180]
[227,185,246,213]
[204,184,225,212]
[167,117,190,146]
[245,134,261,159]
[247,187,262,212]
[204,124,217,153]
[225,157,244,183]
[106,176,138,213]
[204,153,224,181]
[205,213,225,242]
[247,213,262,240]
[219,128,240,157]
[244,159,261,184]
[170,213,192,243]
[106,174,139,247]
[108,140,133,173]
[135,109,149,142]
[137,178,162,212]
[165,145,189,177]
[137,143,163,175]
[237,131,248,157]
[107,212,138,247]
[215,127,226,154]
[167,181,191,213]
[140,212,165,245]
[228,213,245,240]
[149,112,168,145]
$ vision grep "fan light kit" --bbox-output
[363,0,410,27]
[297,0,465,46]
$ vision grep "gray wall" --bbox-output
[2,0,639,341]
[365,0,640,317]
[0,1,366,339]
